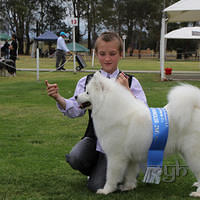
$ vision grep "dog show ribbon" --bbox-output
[143,108,169,184]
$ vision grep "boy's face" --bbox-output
[96,39,122,74]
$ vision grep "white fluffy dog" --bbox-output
[76,71,200,197]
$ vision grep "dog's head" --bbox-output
[76,89,92,109]
[76,71,111,110]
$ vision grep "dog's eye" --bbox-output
[86,91,89,95]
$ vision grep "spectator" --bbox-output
[2,40,10,59]
[9,34,18,75]
[56,32,71,71]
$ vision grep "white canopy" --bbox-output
[160,0,200,80]
[164,0,200,22]
[165,27,200,39]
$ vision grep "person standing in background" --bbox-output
[9,34,18,76]
[2,40,10,59]
[56,32,71,71]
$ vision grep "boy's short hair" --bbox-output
[94,32,123,53]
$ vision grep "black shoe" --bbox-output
[61,67,66,71]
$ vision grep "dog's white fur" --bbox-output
[76,71,200,197]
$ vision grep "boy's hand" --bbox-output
[116,72,129,89]
[45,80,66,109]
[45,80,59,100]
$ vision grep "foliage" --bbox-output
[0,0,198,57]
[1,0,69,55]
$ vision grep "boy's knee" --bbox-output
[66,153,81,170]
[66,151,93,175]
[66,137,98,175]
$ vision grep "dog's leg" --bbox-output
[181,140,200,197]
[190,156,200,197]
[190,185,200,198]
[97,155,128,195]
[119,161,139,192]
[189,179,200,197]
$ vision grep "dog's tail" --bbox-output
[167,83,200,130]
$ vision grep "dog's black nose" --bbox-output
[75,95,77,100]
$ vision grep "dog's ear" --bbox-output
[93,71,102,79]
[93,71,104,85]
[92,71,107,91]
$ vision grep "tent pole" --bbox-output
[160,14,166,81]
[36,48,39,81]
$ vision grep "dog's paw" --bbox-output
[96,185,116,195]
[96,189,104,194]
[192,182,200,188]
[190,186,200,197]
[96,188,110,195]
[190,192,200,197]
[119,183,136,192]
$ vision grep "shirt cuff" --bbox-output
[56,98,73,112]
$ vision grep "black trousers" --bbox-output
[66,137,107,192]
[9,56,16,73]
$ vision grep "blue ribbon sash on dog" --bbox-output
[143,108,169,184]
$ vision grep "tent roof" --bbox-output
[0,33,11,41]
[67,42,89,52]
[34,31,58,41]
[164,0,200,22]
[165,26,200,39]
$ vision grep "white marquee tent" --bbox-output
[160,0,200,80]
[165,26,200,39]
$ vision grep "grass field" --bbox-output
[1,56,200,199]
[16,55,200,71]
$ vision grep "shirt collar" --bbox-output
[100,68,119,79]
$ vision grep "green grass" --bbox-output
[1,57,200,199]
[17,55,200,71]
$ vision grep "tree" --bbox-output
[1,0,69,55]
[0,0,188,56]
[2,0,28,54]
[82,0,99,51]
[37,0,67,34]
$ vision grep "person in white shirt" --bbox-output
[56,32,71,71]
[46,32,147,192]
